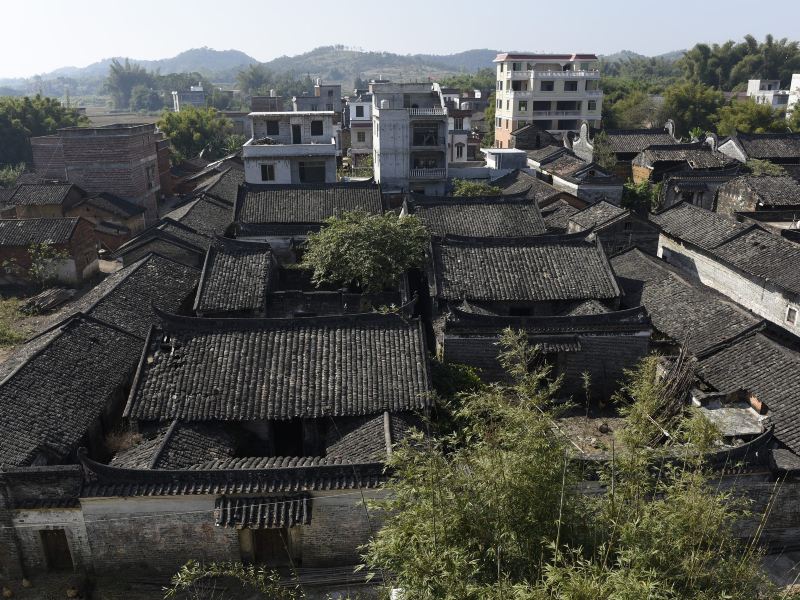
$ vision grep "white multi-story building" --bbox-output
[242,112,337,185]
[371,82,448,195]
[347,92,373,167]
[171,84,207,112]
[790,74,800,117]
[747,78,791,109]
[493,53,603,146]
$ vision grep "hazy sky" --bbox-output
[2,0,799,78]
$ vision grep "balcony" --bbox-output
[532,110,584,117]
[410,168,446,180]
[531,70,600,79]
[408,107,447,117]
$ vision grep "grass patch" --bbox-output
[0,297,26,346]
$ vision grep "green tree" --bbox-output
[221,134,247,156]
[483,91,496,147]
[452,179,501,197]
[27,242,69,289]
[0,163,25,188]
[622,179,663,212]
[164,560,301,600]
[438,68,496,93]
[0,94,86,166]
[363,334,778,599]
[745,159,786,176]
[236,64,273,95]
[591,132,617,172]
[300,211,429,293]
[130,85,163,112]
[104,58,153,109]
[716,98,788,135]
[788,108,800,133]
[608,89,660,129]
[659,81,725,138]
[157,107,232,162]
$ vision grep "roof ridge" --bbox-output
[435,231,595,246]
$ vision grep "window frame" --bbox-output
[260,163,275,182]
[310,120,324,136]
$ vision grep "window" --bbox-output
[261,164,275,181]
[512,62,521,71]
[624,222,633,231]
[310,120,324,135]
[496,117,502,127]
[266,120,279,136]
[506,100,510,110]
[518,101,528,112]
[299,161,327,183]
[328,89,334,97]
[588,100,597,111]
[326,103,333,111]
[787,306,798,325]
[453,117,463,129]
[355,105,364,118]
[496,99,502,109]
[456,143,464,159]
[499,63,504,72]
[564,81,578,92]
[357,131,366,142]
[540,81,554,92]
[413,124,439,146]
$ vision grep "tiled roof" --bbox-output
[600,129,678,154]
[407,194,547,237]
[235,183,383,235]
[569,200,627,230]
[611,248,763,355]
[8,183,82,207]
[201,168,245,205]
[430,233,620,302]
[560,299,610,316]
[651,202,752,250]
[325,413,422,463]
[698,333,800,453]
[714,227,800,295]
[125,312,431,421]
[194,237,275,315]
[634,144,733,169]
[47,253,200,338]
[541,200,581,233]
[733,132,800,160]
[525,146,567,163]
[214,495,311,528]
[163,195,232,237]
[0,315,142,466]
[734,175,800,206]
[653,203,800,296]
[490,170,564,203]
[542,153,590,177]
[0,218,80,246]
[159,220,213,249]
[78,193,145,218]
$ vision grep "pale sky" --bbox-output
[1,0,799,78]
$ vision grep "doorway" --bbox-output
[292,125,302,144]
[40,529,73,571]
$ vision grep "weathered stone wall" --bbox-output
[716,179,757,216]
[658,234,800,335]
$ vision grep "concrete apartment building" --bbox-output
[747,75,800,116]
[242,112,337,185]
[371,82,448,195]
[30,124,161,221]
[493,53,603,147]
[293,80,343,120]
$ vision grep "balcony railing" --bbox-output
[410,168,446,179]
[408,107,447,116]
[532,110,584,117]
[507,69,600,80]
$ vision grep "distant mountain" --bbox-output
[601,49,685,63]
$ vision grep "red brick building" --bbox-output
[31,124,162,223]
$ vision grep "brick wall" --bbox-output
[658,234,800,335]
[30,136,66,180]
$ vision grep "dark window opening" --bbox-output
[413,124,440,146]
[292,124,302,144]
[355,105,364,118]
[564,81,578,92]
[787,307,798,325]
[509,307,532,317]
[261,164,275,181]
[41,529,73,571]
[310,121,324,136]
[266,120,279,136]
[540,81,554,92]
[299,161,327,183]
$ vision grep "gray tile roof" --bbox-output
[214,495,311,528]
[235,183,384,236]
[541,200,581,233]
[569,200,628,230]
[600,129,678,154]
[407,194,547,237]
[0,218,80,246]
[490,170,564,203]
[325,413,423,463]
[194,237,275,315]
[78,193,145,218]
[650,202,752,250]
[733,175,800,207]
[430,233,620,302]
[611,248,762,355]
[163,195,232,237]
[733,132,800,160]
[634,144,733,169]
[124,312,431,422]
[202,168,245,205]
[699,333,800,453]
[46,253,200,338]
[8,183,82,207]
[0,315,142,466]
[525,145,566,163]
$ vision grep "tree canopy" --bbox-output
[452,179,502,197]
[716,98,790,135]
[157,107,232,162]
[659,81,726,138]
[300,211,429,293]
[363,332,778,599]
[0,94,86,167]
